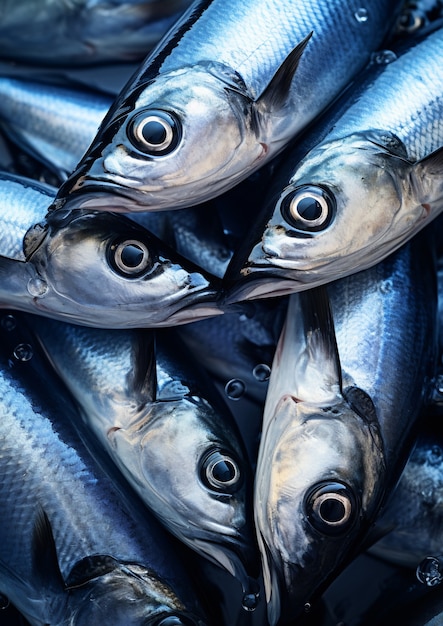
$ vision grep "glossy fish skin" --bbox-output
[369,425,443,570]
[0,76,112,182]
[255,228,437,625]
[54,0,404,213]
[255,287,386,626]
[0,0,194,66]
[24,315,258,598]
[0,312,206,626]
[227,26,443,301]
[0,173,222,327]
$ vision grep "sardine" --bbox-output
[52,0,404,213]
[225,25,443,302]
[0,76,112,182]
[255,227,437,625]
[255,287,386,625]
[0,172,221,327]
[23,315,259,604]
[0,311,207,625]
[0,0,194,66]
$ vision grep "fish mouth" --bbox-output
[166,298,224,326]
[192,535,260,601]
[222,271,308,305]
[54,180,150,213]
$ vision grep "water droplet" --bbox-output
[27,277,48,297]
[0,594,9,610]
[13,343,33,362]
[379,278,393,294]
[242,592,259,611]
[436,375,443,395]
[354,8,368,22]
[253,363,271,382]
[225,379,246,400]
[428,446,443,466]
[304,602,311,613]
[371,50,397,65]
[0,315,16,331]
[416,556,443,587]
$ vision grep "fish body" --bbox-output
[24,315,258,599]
[255,228,437,625]
[0,76,112,182]
[54,0,403,213]
[0,172,221,327]
[0,0,194,66]
[0,312,206,625]
[227,26,443,301]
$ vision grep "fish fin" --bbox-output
[411,146,443,205]
[31,508,66,592]
[65,555,120,590]
[256,32,313,109]
[269,287,342,405]
[132,331,157,401]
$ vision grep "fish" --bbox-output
[0,0,194,66]
[51,0,404,213]
[254,226,437,625]
[23,314,259,606]
[0,172,222,328]
[0,310,207,625]
[224,25,443,302]
[0,76,112,182]
[254,287,386,626]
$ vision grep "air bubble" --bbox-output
[379,278,393,294]
[13,344,33,362]
[371,50,397,65]
[27,277,48,297]
[242,592,259,611]
[252,364,271,382]
[0,315,16,331]
[225,379,246,400]
[416,556,443,587]
[428,445,443,466]
[354,8,368,22]
[0,594,9,610]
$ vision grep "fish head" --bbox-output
[107,395,258,594]
[68,562,206,626]
[58,65,267,212]
[227,131,426,301]
[255,391,386,625]
[24,210,222,328]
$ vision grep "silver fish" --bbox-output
[255,227,437,625]
[255,287,386,625]
[226,25,443,302]
[24,315,259,604]
[0,76,112,182]
[0,0,194,66]
[0,172,221,327]
[52,0,404,213]
[0,311,207,625]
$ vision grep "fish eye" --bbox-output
[199,448,241,493]
[279,184,335,233]
[127,109,181,156]
[305,481,357,535]
[108,238,152,277]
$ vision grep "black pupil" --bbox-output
[319,497,346,523]
[212,459,236,483]
[297,196,323,221]
[120,244,145,268]
[142,120,168,145]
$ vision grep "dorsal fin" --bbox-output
[256,32,313,108]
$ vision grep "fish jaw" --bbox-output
[226,132,436,301]
[25,210,222,328]
[57,65,268,212]
[255,396,386,625]
[106,397,259,590]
